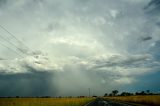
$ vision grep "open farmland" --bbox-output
[0,1,160,106]
[105,95,160,106]
[0,98,94,106]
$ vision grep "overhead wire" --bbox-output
[0,24,34,60]
[0,41,24,58]
[0,34,27,56]
[0,24,31,51]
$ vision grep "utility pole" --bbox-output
[88,88,90,97]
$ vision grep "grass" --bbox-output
[104,95,160,106]
[0,97,95,106]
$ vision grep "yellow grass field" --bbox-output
[105,95,160,106]
[0,97,94,106]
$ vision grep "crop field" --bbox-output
[0,97,94,106]
[105,95,160,106]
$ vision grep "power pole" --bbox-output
[88,88,90,97]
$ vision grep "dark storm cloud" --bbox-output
[92,54,151,69]
[145,0,160,19]
[156,22,160,26]
[145,0,160,25]
[0,51,60,97]
[0,0,7,7]
[141,36,152,41]
[0,71,57,97]
[0,57,5,60]
[148,0,160,6]
[150,40,160,60]
[121,71,160,92]
[146,0,160,11]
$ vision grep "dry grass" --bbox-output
[105,95,160,106]
[0,97,94,106]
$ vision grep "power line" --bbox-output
[0,34,27,56]
[0,24,31,51]
[0,58,13,61]
[0,41,24,58]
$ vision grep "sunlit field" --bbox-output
[105,95,160,106]
[0,97,94,106]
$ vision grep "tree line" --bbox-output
[104,90,160,97]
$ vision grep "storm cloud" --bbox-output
[0,0,160,96]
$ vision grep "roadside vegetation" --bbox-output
[0,97,94,106]
[105,95,160,106]
[104,90,160,106]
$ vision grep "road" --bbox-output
[84,98,133,106]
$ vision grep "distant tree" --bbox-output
[121,92,126,96]
[135,92,139,95]
[112,90,119,96]
[146,90,150,95]
[78,96,85,98]
[16,96,19,98]
[140,91,146,95]
[135,91,147,95]
[121,92,133,96]
[109,93,112,96]
[92,95,97,98]
[44,96,51,98]
[104,93,108,97]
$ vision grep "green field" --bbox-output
[0,98,94,106]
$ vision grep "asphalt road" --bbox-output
[84,98,133,106]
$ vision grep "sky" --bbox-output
[0,0,160,97]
